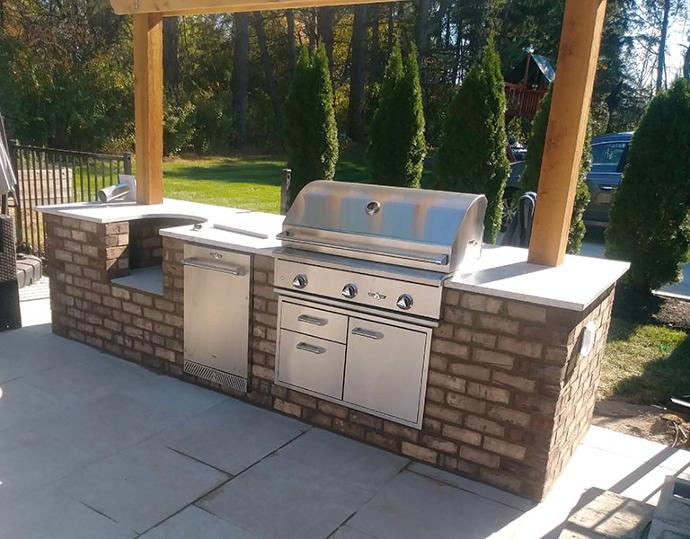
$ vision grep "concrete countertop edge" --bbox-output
[37,200,631,313]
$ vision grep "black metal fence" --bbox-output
[7,141,132,257]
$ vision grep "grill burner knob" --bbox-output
[396,294,414,310]
[342,284,358,299]
[292,274,308,289]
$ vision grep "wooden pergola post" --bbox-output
[133,13,164,205]
[528,0,607,266]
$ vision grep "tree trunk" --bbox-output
[684,45,690,81]
[386,4,395,57]
[318,7,335,72]
[416,0,430,58]
[163,17,180,94]
[348,5,368,142]
[656,0,670,93]
[232,13,250,146]
[252,13,282,128]
[286,10,297,72]
[369,5,383,81]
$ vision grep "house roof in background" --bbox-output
[505,52,556,86]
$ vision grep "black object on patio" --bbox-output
[0,214,22,330]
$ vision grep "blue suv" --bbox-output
[506,132,633,227]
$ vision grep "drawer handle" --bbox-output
[182,258,245,276]
[297,314,328,327]
[296,342,326,355]
[352,327,384,340]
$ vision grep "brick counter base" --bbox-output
[249,255,614,501]
[44,217,614,502]
[45,215,186,374]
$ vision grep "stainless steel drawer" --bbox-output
[277,330,346,399]
[343,318,428,424]
[183,244,251,392]
[280,301,348,343]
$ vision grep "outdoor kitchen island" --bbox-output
[39,190,628,502]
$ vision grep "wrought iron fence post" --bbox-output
[280,168,292,215]
[123,152,133,175]
[7,139,23,246]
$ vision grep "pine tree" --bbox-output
[519,86,592,254]
[367,41,426,188]
[283,45,339,203]
[606,79,690,293]
[436,35,510,243]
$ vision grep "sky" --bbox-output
[667,16,689,79]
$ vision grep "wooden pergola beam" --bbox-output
[133,13,164,205]
[111,0,395,16]
[528,0,608,266]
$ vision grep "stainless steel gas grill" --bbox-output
[273,181,487,428]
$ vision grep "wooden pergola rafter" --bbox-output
[110,0,608,267]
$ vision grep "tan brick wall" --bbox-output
[130,218,194,269]
[45,215,185,374]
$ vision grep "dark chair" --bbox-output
[0,214,21,330]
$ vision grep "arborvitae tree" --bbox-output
[606,79,690,293]
[519,86,592,254]
[367,41,426,188]
[436,35,510,243]
[283,45,339,202]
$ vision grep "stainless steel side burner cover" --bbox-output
[278,181,487,274]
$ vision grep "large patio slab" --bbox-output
[0,299,688,538]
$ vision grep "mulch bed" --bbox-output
[613,288,690,331]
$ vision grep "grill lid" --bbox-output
[278,181,487,274]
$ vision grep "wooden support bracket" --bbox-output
[528,0,608,266]
[111,0,397,16]
[133,12,164,205]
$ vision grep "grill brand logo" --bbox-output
[368,291,387,301]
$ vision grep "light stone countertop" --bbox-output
[445,245,630,311]
[37,198,253,225]
[37,199,285,255]
[37,199,630,311]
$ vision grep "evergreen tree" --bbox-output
[519,86,592,254]
[606,79,690,293]
[283,45,339,203]
[367,41,426,188]
[436,35,509,243]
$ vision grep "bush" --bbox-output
[606,79,690,293]
[435,35,510,243]
[283,45,339,202]
[519,86,592,253]
[367,41,426,188]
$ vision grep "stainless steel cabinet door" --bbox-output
[343,318,427,424]
[183,247,250,379]
[277,330,346,399]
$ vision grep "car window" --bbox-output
[591,142,627,166]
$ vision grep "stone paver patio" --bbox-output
[1,296,689,538]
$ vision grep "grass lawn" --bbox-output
[601,318,690,404]
[161,147,373,214]
[160,146,433,213]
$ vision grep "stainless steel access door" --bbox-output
[343,317,429,425]
[183,244,251,392]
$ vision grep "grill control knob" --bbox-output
[342,283,358,299]
[396,294,414,311]
[292,274,308,289]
